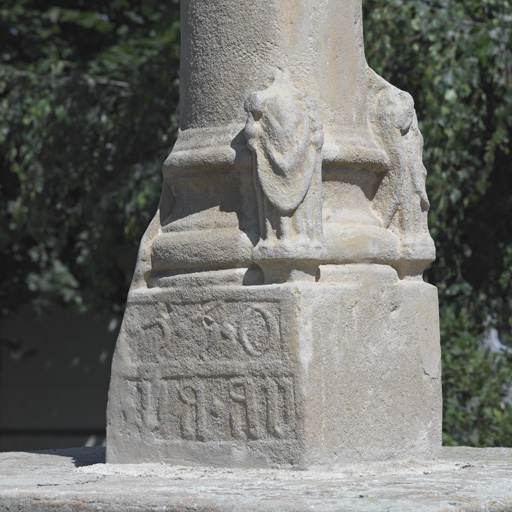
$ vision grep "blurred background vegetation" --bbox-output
[1,0,511,447]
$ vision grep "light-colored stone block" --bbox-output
[108,266,441,467]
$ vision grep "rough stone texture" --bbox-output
[107,0,442,466]
[108,265,441,467]
[1,447,512,511]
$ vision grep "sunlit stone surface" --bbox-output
[107,0,441,467]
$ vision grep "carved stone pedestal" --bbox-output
[107,265,441,467]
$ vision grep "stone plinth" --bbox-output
[107,0,442,467]
[108,265,441,467]
[1,447,512,511]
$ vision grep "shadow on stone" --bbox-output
[32,446,105,467]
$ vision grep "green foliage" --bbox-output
[0,0,180,315]
[2,0,512,446]
[364,0,512,446]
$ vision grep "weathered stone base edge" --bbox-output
[0,447,512,512]
[105,438,441,469]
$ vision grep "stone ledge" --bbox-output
[0,447,511,511]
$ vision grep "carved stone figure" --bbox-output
[107,0,442,468]
[369,71,436,278]
[245,70,324,283]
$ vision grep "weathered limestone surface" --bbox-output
[108,266,441,467]
[107,0,441,467]
[1,447,512,511]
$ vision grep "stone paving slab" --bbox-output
[0,447,511,511]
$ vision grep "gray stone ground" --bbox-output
[0,447,511,511]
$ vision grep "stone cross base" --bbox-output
[1,447,512,511]
[107,0,442,465]
[107,264,441,467]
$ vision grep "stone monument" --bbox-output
[107,0,442,468]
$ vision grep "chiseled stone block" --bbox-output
[107,265,441,467]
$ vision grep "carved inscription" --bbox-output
[125,376,296,442]
[125,300,283,365]
[118,299,296,442]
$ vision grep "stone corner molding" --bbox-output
[245,70,324,284]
